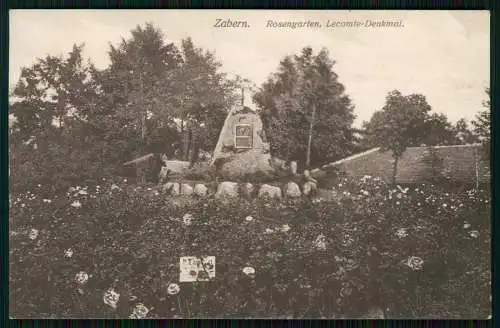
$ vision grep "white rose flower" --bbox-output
[28,228,39,240]
[75,271,89,285]
[469,230,480,238]
[395,228,408,239]
[167,283,180,295]
[313,234,327,251]
[280,224,291,232]
[103,288,120,309]
[245,216,254,222]
[71,200,82,208]
[129,303,150,319]
[340,282,352,297]
[182,214,193,226]
[405,256,424,271]
[64,248,74,258]
[242,266,256,277]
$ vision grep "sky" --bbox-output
[9,10,490,127]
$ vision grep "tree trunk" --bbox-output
[190,130,199,167]
[137,75,146,182]
[305,103,316,169]
[474,147,479,189]
[392,156,399,185]
[124,82,129,121]
[140,76,146,142]
[137,166,146,186]
[185,127,193,162]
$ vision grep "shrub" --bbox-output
[9,176,491,318]
[181,162,218,182]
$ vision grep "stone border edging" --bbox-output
[161,180,318,199]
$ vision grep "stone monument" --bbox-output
[211,88,276,180]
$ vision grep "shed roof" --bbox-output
[313,144,490,184]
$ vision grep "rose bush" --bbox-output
[9,176,490,318]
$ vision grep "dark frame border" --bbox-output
[1,1,495,328]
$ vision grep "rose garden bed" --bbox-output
[9,176,491,319]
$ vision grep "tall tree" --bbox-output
[102,23,183,160]
[453,118,478,145]
[103,27,240,165]
[9,44,106,192]
[472,87,491,158]
[420,113,455,146]
[363,90,431,184]
[176,37,240,164]
[10,44,101,143]
[254,47,356,170]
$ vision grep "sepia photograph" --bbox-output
[8,9,491,319]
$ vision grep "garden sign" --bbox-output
[179,256,216,282]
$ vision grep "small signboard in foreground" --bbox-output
[179,256,216,282]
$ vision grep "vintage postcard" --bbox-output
[9,10,490,319]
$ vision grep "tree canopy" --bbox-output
[253,47,357,169]
[9,23,242,191]
[9,23,490,191]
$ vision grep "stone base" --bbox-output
[218,149,277,181]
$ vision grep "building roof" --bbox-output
[312,143,490,184]
[123,153,154,166]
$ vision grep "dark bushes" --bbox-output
[9,176,491,318]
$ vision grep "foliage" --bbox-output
[9,23,243,193]
[360,112,479,152]
[452,118,479,145]
[421,146,446,184]
[253,47,357,169]
[181,162,219,182]
[10,177,490,319]
[101,25,241,163]
[363,90,431,156]
[102,23,184,157]
[9,44,115,193]
[176,37,241,163]
[472,87,491,159]
[362,90,434,183]
[472,87,491,141]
